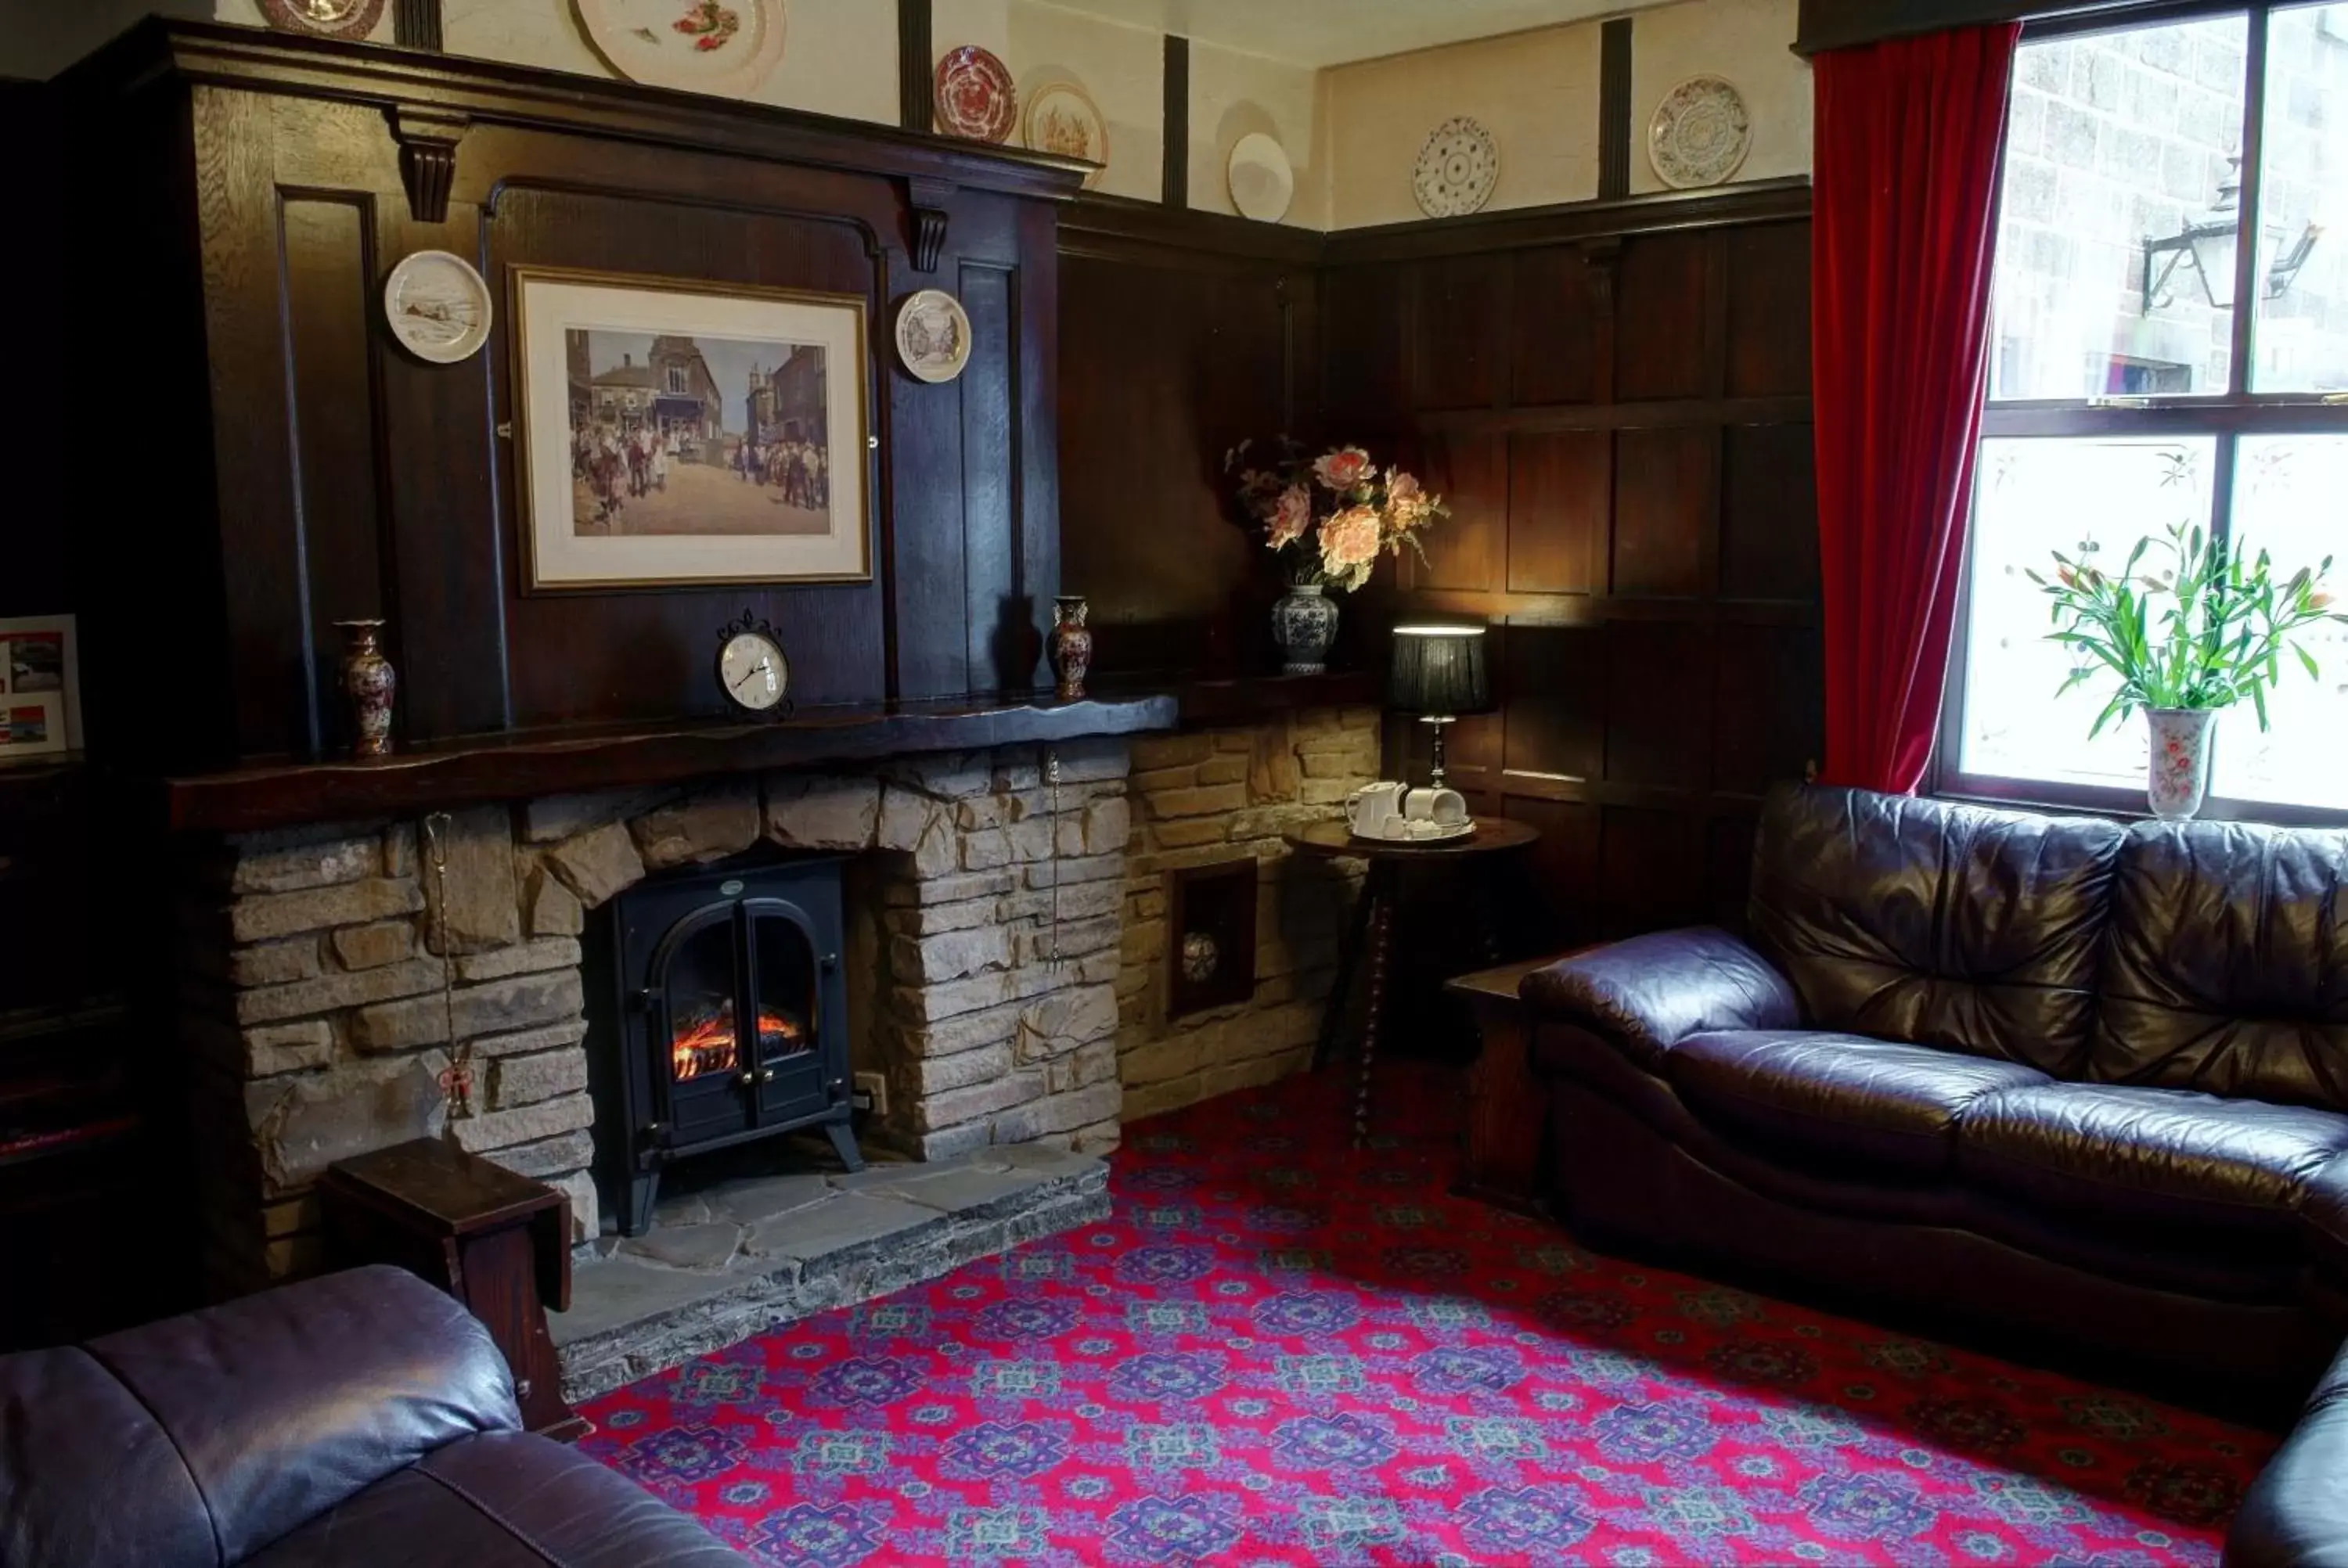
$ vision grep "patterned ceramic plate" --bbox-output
[573,0,790,97]
[1023,80,1107,185]
[935,45,1017,143]
[1648,74,1752,189]
[384,250,493,365]
[1412,117,1498,219]
[895,289,972,384]
[259,0,385,37]
[1226,131,1294,223]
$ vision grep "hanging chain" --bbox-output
[1046,746,1063,973]
[423,812,474,1121]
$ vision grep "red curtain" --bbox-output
[1811,23,2019,794]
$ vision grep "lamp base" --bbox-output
[1419,714,1455,791]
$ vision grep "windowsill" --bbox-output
[1932,771,2348,832]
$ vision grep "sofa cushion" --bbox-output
[1956,1081,2348,1239]
[1668,1030,2048,1178]
[2090,819,2348,1113]
[1748,783,2127,1077]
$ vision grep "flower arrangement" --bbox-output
[2029,519,2343,734]
[1225,437,1447,592]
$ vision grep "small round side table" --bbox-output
[1283,816,1541,1147]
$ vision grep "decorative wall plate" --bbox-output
[1226,131,1294,223]
[258,0,386,39]
[1411,117,1498,219]
[384,250,493,365]
[574,0,789,98]
[895,289,972,384]
[1023,80,1107,185]
[1648,74,1752,190]
[935,45,1017,143]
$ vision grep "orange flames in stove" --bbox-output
[672,1008,803,1081]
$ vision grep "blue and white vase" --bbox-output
[1273,581,1339,675]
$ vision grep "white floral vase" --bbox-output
[2146,708,2215,821]
[1273,581,1339,675]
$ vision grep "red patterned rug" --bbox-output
[581,1063,2273,1565]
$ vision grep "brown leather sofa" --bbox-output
[0,1264,744,1567]
[1522,782,2348,1416]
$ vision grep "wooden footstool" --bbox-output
[321,1137,586,1440]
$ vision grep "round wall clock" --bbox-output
[1023,80,1107,185]
[383,250,493,365]
[895,290,972,385]
[935,45,1017,143]
[258,0,386,39]
[1412,117,1498,219]
[1648,75,1752,190]
[574,0,790,97]
[1226,132,1294,223]
[715,610,791,716]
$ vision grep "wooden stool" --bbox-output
[321,1137,585,1440]
[1446,950,1589,1215]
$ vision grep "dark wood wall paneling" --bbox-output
[1322,191,1823,948]
[1057,203,1323,678]
[62,23,1080,771]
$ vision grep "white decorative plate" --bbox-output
[383,250,492,365]
[574,0,789,98]
[1023,80,1107,187]
[1226,131,1294,223]
[1412,117,1498,219]
[1648,75,1752,190]
[895,290,972,384]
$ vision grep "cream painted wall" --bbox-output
[3,0,214,79]
[1629,0,1811,194]
[1187,42,1325,228]
[1323,23,1605,229]
[931,0,1161,203]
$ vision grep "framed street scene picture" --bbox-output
[511,267,873,591]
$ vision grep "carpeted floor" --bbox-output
[581,1063,2274,1565]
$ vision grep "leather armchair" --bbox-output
[0,1265,744,1567]
[2231,1340,2348,1567]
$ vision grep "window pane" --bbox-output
[1957,437,2219,788]
[2208,435,2348,807]
[2249,5,2348,392]
[1992,16,2250,401]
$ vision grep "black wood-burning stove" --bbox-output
[585,854,861,1236]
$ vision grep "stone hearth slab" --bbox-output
[552,1144,1110,1402]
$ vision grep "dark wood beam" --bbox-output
[1795,0,2151,54]
[899,0,932,132]
[392,0,442,52]
[1161,34,1189,207]
[1598,17,1632,200]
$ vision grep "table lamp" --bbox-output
[1389,623,1492,790]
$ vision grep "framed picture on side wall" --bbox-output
[510,267,873,592]
[0,615,79,758]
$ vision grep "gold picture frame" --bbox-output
[509,265,875,592]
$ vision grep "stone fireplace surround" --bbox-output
[180,739,1138,1295]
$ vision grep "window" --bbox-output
[1944,2,2348,821]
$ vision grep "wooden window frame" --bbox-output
[1930,0,2348,827]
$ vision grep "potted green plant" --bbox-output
[2030,520,2343,819]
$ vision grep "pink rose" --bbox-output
[1320,505,1382,571]
[1313,447,1373,493]
[1267,484,1313,548]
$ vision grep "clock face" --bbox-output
[718,631,788,713]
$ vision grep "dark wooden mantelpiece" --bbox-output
[160,694,1178,835]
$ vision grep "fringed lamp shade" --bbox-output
[1388,624,1493,718]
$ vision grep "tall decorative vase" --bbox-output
[335,618,397,758]
[2145,707,2215,821]
[1273,581,1339,675]
[1047,595,1093,700]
